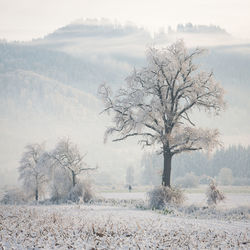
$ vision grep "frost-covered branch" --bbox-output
[50,138,95,187]
[99,41,225,153]
[99,40,225,186]
[18,143,48,201]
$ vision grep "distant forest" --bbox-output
[141,145,250,185]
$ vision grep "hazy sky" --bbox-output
[0,0,250,41]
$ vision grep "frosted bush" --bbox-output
[1,188,28,205]
[82,180,95,203]
[206,179,225,205]
[68,183,84,202]
[68,180,96,203]
[50,168,72,203]
[147,186,184,209]
[50,176,95,203]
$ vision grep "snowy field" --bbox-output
[0,204,249,249]
[100,192,250,209]
[0,190,249,249]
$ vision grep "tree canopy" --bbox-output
[99,40,225,186]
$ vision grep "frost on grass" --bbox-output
[96,193,250,221]
[162,204,250,222]
[0,205,249,249]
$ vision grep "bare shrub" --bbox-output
[1,188,29,205]
[147,186,184,209]
[68,180,95,203]
[50,168,72,203]
[206,179,225,205]
[174,172,199,188]
[50,178,95,203]
[82,180,95,203]
[68,183,84,202]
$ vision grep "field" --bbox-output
[0,204,249,249]
[0,188,250,249]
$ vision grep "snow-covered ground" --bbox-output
[101,192,250,209]
[0,204,249,249]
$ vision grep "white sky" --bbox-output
[0,0,250,41]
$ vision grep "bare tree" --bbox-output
[18,143,48,201]
[99,41,225,187]
[51,138,95,188]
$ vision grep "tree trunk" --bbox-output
[35,175,38,201]
[35,187,38,201]
[162,148,172,187]
[72,171,76,187]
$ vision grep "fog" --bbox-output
[1,0,250,41]
[0,18,250,188]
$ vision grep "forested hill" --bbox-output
[1,22,250,95]
[0,69,100,120]
[45,21,150,39]
[0,42,127,93]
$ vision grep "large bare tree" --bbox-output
[99,41,225,187]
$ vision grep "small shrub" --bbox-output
[147,186,184,209]
[50,178,95,204]
[174,172,199,188]
[206,179,225,205]
[50,169,72,203]
[1,188,28,205]
[68,180,95,203]
[68,183,84,202]
[82,180,95,203]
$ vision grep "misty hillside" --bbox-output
[0,42,128,93]
[1,22,250,95]
[0,69,100,120]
